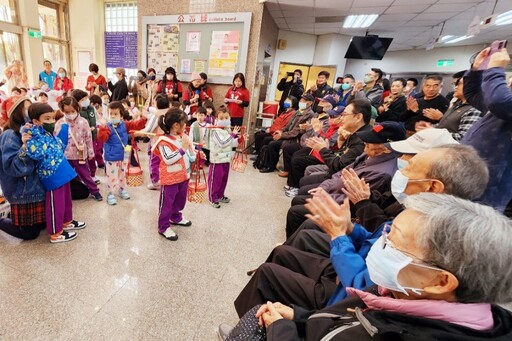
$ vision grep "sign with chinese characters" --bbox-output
[105,32,138,69]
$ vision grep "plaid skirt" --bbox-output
[11,201,45,227]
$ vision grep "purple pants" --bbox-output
[69,160,100,195]
[148,142,160,184]
[46,182,72,236]
[94,140,105,168]
[158,180,189,233]
[208,163,230,203]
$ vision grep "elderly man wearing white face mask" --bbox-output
[221,193,512,340]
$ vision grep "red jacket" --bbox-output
[54,77,74,92]
[269,110,295,134]
[157,80,183,99]
[85,75,107,95]
[225,87,250,118]
[183,87,208,115]
[97,118,147,143]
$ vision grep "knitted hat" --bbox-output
[5,96,31,118]
[356,121,406,144]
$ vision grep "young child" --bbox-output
[206,107,241,208]
[90,94,105,169]
[97,101,147,205]
[152,108,196,241]
[38,92,48,104]
[55,96,103,201]
[204,100,216,125]
[25,103,85,243]
[189,106,209,145]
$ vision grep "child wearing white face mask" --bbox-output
[206,107,242,208]
[97,101,147,205]
[55,96,103,201]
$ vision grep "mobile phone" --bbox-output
[287,72,294,76]
[478,40,507,70]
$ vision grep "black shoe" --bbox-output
[259,167,274,173]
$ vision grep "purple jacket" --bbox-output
[462,67,512,212]
[320,152,398,203]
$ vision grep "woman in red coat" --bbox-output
[53,67,74,92]
[224,72,250,127]
[85,63,108,96]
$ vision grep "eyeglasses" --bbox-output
[381,223,444,270]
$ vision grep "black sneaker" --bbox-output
[63,220,86,231]
[92,193,103,201]
[50,231,78,244]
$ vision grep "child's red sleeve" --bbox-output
[97,126,111,143]
[125,118,148,132]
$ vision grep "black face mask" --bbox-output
[316,106,325,114]
[148,75,156,81]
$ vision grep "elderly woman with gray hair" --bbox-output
[221,193,512,340]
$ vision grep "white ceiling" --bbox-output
[266,0,512,51]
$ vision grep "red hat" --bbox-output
[4,96,30,118]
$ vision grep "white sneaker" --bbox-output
[119,190,130,200]
[92,176,100,184]
[285,187,299,198]
[50,231,77,244]
[160,227,178,241]
[147,182,160,190]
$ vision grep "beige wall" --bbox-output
[137,0,265,127]
[17,0,45,86]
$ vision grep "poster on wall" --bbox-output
[105,32,138,69]
[147,24,180,71]
[194,60,206,73]
[181,59,191,73]
[208,31,240,77]
[186,31,201,53]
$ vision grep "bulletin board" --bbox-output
[141,12,252,85]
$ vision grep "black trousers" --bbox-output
[0,218,44,240]
[299,173,328,188]
[231,117,244,127]
[265,139,284,170]
[284,219,330,258]
[287,150,321,188]
[282,143,301,172]
[234,245,336,318]
[254,131,272,154]
[285,204,310,239]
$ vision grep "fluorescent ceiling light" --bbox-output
[440,35,454,42]
[496,10,512,25]
[343,14,378,28]
[444,35,474,44]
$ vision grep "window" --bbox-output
[189,0,216,14]
[0,32,21,73]
[105,2,138,78]
[38,1,70,71]
[0,0,16,23]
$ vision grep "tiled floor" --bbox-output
[0,148,290,340]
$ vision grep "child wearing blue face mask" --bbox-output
[97,101,147,205]
[206,107,242,208]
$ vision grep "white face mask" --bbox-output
[397,158,408,171]
[217,119,231,128]
[367,235,442,296]
[404,86,411,92]
[298,102,307,110]
[66,113,78,121]
[391,170,410,204]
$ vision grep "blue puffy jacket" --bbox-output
[0,129,45,204]
[462,67,512,212]
[103,122,128,162]
[326,222,387,306]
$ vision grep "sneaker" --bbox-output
[171,218,192,226]
[107,194,117,206]
[92,176,101,184]
[216,323,234,341]
[119,189,130,200]
[219,196,230,203]
[63,220,86,231]
[283,185,292,191]
[210,201,221,209]
[92,193,103,201]
[97,164,105,169]
[147,182,160,190]
[285,187,299,198]
[160,227,178,241]
[50,231,77,244]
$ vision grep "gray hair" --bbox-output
[404,193,512,303]
[427,144,488,200]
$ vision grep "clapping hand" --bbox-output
[422,108,443,120]
[341,168,370,204]
[305,136,329,152]
[181,134,190,151]
[406,97,419,112]
[311,117,323,132]
[415,121,433,131]
[305,189,354,239]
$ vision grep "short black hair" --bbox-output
[28,103,54,121]
[71,89,88,102]
[90,95,102,105]
[293,69,302,76]
[425,75,443,83]
[196,106,207,115]
[382,78,391,91]
[38,92,49,98]
[89,63,99,73]
[155,94,170,110]
[452,70,466,79]
[407,78,419,87]
[108,101,128,119]
[11,87,21,93]
[371,68,384,81]
[343,74,355,81]
[318,71,330,79]
[199,72,208,81]
[348,98,372,124]
[393,78,407,87]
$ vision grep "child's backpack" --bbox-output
[252,145,268,170]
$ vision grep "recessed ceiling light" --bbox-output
[496,10,512,25]
[440,35,454,42]
[444,35,474,44]
[343,14,378,28]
